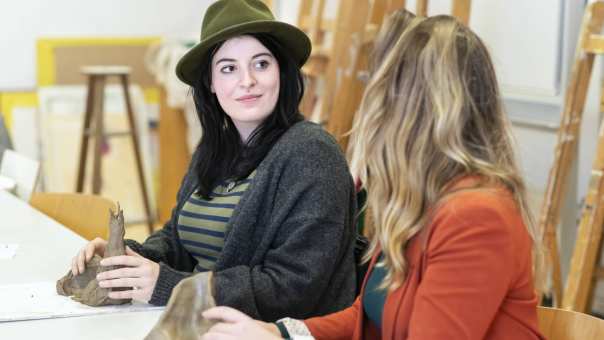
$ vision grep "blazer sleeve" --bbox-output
[212,137,356,321]
[304,296,361,340]
[407,193,522,339]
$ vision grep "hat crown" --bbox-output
[176,0,311,86]
[201,0,274,40]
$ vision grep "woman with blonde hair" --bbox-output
[201,10,545,340]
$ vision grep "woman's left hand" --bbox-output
[201,306,281,340]
[96,247,160,303]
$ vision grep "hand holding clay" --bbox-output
[56,204,131,306]
[71,237,107,275]
[201,306,282,340]
[96,247,160,303]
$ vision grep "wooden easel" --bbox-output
[539,1,604,310]
[539,1,604,309]
[297,0,331,120]
[324,0,392,150]
[75,66,154,234]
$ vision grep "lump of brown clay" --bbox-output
[56,204,131,307]
[145,272,216,340]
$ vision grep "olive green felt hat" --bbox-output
[176,0,311,86]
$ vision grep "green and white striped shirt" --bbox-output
[177,171,255,272]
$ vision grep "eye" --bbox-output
[220,64,236,74]
[254,60,270,70]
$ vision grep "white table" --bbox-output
[0,190,162,339]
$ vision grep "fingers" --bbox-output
[106,288,147,301]
[203,321,279,339]
[207,322,240,335]
[71,254,79,276]
[202,306,252,323]
[76,248,87,275]
[100,255,143,267]
[87,238,106,261]
[97,266,143,280]
[201,334,235,340]
[84,243,95,262]
[71,238,107,276]
[96,259,159,304]
[99,277,144,289]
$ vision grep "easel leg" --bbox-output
[91,76,106,195]
[76,76,96,193]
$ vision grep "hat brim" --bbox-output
[176,20,311,86]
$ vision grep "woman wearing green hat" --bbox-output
[70,0,357,322]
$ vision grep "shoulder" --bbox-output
[426,187,528,253]
[436,188,518,224]
[265,121,347,167]
[276,120,340,152]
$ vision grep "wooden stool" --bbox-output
[75,66,154,234]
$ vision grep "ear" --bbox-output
[210,84,215,93]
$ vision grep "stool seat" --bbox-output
[81,65,132,75]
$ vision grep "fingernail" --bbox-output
[100,259,106,266]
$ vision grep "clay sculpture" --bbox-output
[56,204,131,306]
[145,272,216,340]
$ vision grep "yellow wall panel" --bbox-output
[37,37,161,86]
[0,92,38,131]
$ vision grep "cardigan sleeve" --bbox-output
[303,296,361,340]
[212,137,357,321]
[407,193,523,339]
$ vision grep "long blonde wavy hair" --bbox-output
[349,13,544,292]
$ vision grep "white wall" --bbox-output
[0,0,213,90]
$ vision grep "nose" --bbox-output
[239,67,256,89]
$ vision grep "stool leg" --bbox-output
[92,75,106,194]
[76,75,96,192]
[120,75,154,234]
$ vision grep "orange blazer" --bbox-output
[305,183,544,340]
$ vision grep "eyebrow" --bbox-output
[214,58,236,65]
[214,52,274,66]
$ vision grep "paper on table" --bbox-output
[0,281,164,322]
[0,244,18,259]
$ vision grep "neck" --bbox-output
[233,121,261,143]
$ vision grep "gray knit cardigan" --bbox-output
[125,121,357,321]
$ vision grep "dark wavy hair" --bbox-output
[192,33,305,199]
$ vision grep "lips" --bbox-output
[236,94,262,102]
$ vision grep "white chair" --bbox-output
[0,150,40,201]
